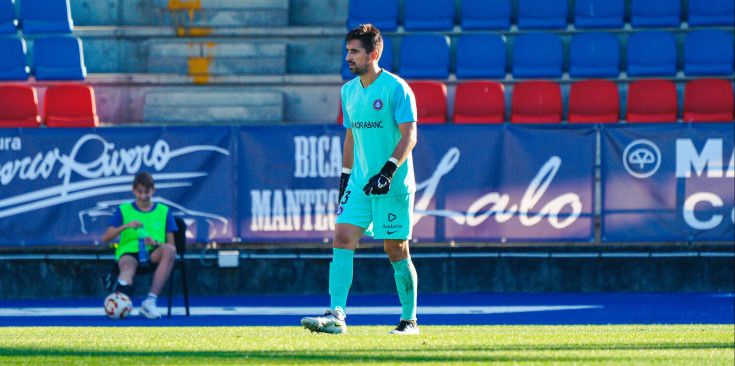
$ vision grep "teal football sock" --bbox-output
[391,257,418,321]
[329,248,354,316]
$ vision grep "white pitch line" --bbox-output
[0,305,601,317]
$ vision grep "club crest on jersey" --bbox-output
[373,99,383,110]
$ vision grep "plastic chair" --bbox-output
[44,83,99,127]
[398,34,450,79]
[0,84,41,128]
[346,0,398,31]
[19,0,73,34]
[453,81,505,124]
[33,36,86,80]
[0,0,16,33]
[683,79,734,122]
[626,79,678,123]
[0,36,29,80]
[455,34,506,79]
[517,0,568,29]
[341,36,393,80]
[408,81,447,124]
[626,31,677,77]
[684,30,734,76]
[404,0,454,31]
[460,0,511,30]
[574,0,625,29]
[510,81,562,123]
[687,0,735,27]
[569,32,620,78]
[568,80,620,123]
[512,32,563,79]
[631,0,681,28]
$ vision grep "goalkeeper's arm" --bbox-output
[363,122,417,196]
[340,129,355,201]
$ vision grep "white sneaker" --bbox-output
[389,319,419,335]
[301,309,347,334]
[140,298,162,319]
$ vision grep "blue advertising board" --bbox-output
[601,123,734,242]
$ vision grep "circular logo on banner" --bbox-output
[373,99,383,110]
[623,139,661,178]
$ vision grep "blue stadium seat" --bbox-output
[347,0,398,31]
[512,32,563,79]
[455,34,506,79]
[0,0,16,34]
[398,34,450,79]
[684,30,734,76]
[626,31,677,77]
[404,0,454,31]
[0,36,29,80]
[517,0,568,29]
[631,0,681,28]
[341,36,394,80]
[33,36,86,80]
[19,0,73,34]
[688,0,735,27]
[460,0,511,30]
[569,32,620,78]
[574,0,625,29]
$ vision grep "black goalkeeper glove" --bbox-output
[363,160,398,196]
[339,172,350,203]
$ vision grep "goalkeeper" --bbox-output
[301,24,419,335]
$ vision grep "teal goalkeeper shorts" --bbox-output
[335,183,414,240]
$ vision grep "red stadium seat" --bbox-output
[683,79,734,122]
[453,81,505,123]
[568,80,620,123]
[44,83,99,128]
[626,79,678,123]
[510,80,562,123]
[0,84,41,128]
[409,81,447,124]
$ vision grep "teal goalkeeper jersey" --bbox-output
[341,70,417,196]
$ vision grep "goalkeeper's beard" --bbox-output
[349,62,368,75]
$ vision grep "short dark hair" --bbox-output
[345,24,383,61]
[133,172,154,189]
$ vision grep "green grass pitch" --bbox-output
[1,325,733,365]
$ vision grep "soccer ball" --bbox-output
[104,292,133,319]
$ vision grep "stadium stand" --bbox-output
[346,0,398,31]
[44,83,99,127]
[460,0,511,30]
[19,0,73,34]
[398,34,450,79]
[0,36,29,80]
[403,0,454,31]
[408,81,447,124]
[687,0,735,27]
[455,33,506,79]
[453,81,505,123]
[626,31,677,77]
[682,79,735,122]
[574,0,625,29]
[517,0,568,30]
[630,0,681,28]
[512,32,563,79]
[567,79,620,123]
[569,32,620,78]
[510,80,563,123]
[0,0,16,34]
[342,36,394,80]
[626,79,678,123]
[32,35,86,80]
[0,84,41,128]
[684,29,734,76]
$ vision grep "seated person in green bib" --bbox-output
[102,171,178,319]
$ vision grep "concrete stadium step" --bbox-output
[160,0,289,28]
[143,90,284,123]
[147,40,286,75]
